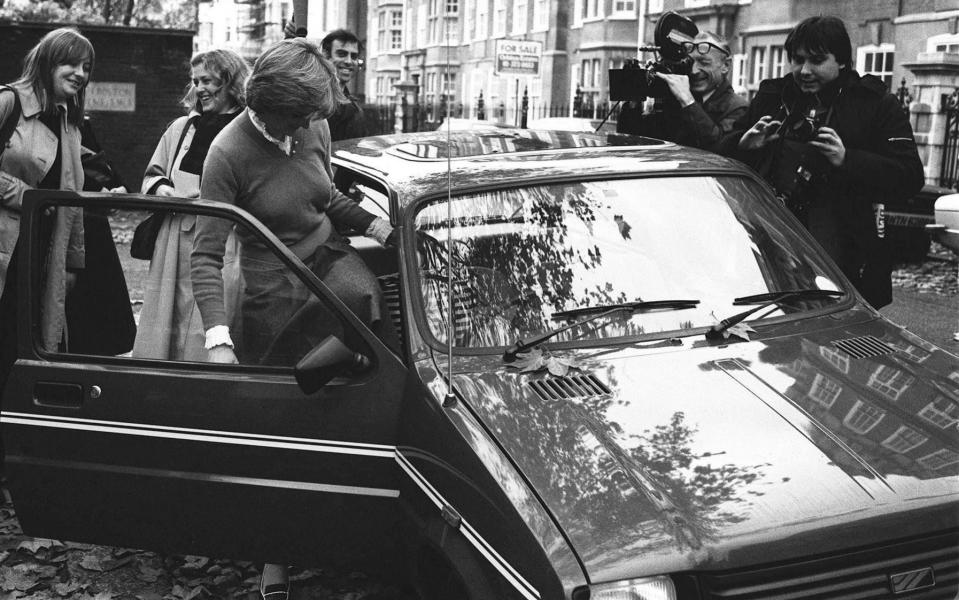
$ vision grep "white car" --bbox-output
[927,192,959,253]
[526,116,617,134]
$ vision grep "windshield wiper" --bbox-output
[502,299,700,362]
[706,288,844,341]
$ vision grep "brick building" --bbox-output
[365,0,959,123]
[0,21,194,192]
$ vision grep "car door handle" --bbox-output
[34,382,84,408]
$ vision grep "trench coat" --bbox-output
[0,84,85,351]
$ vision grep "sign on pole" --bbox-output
[494,39,543,76]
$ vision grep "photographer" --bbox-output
[721,16,923,308]
[617,31,747,151]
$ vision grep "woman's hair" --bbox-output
[784,16,852,68]
[245,38,345,118]
[181,48,251,112]
[14,27,95,125]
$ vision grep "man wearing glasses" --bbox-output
[617,31,747,151]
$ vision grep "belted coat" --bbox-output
[0,83,85,350]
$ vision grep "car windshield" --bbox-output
[412,175,844,349]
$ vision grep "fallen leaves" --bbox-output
[506,347,583,377]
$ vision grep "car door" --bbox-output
[1,190,407,568]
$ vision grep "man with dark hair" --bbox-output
[285,23,368,141]
[721,15,924,308]
[318,29,367,141]
[617,31,748,151]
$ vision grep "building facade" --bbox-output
[366,0,959,124]
[193,0,369,98]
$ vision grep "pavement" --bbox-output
[880,285,958,352]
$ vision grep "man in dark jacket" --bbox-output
[720,16,924,308]
[617,31,748,151]
[320,29,368,142]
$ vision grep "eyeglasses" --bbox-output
[681,41,730,57]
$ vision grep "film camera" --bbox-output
[609,12,699,102]
[779,106,828,143]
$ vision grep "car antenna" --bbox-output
[442,11,457,409]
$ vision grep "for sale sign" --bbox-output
[494,39,542,76]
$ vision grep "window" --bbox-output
[843,401,885,434]
[377,9,404,53]
[533,0,547,30]
[867,365,914,401]
[819,346,850,374]
[492,0,506,37]
[446,0,459,14]
[770,46,786,78]
[918,449,959,471]
[808,373,841,408]
[750,46,766,84]
[583,0,601,19]
[881,426,927,454]
[417,2,428,47]
[731,53,746,93]
[857,44,895,89]
[475,0,488,39]
[613,0,635,13]
[928,33,959,54]
[919,397,959,429]
[512,0,527,34]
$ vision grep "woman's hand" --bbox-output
[738,116,782,150]
[808,126,846,167]
[208,345,238,364]
[154,184,176,197]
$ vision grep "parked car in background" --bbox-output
[928,192,959,253]
[526,116,617,134]
[3,130,957,600]
[886,183,955,261]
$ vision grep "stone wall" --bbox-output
[0,21,194,192]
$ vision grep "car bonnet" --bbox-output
[442,318,959,582]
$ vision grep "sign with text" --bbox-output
[86,82,136,112]
[494,39,542,76]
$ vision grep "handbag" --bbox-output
[130,210,167,259]
[130,116,195,259]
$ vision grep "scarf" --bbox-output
[178,109,241,175]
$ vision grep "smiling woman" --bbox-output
[0,27,95,419]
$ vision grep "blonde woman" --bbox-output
[134,49,249,360]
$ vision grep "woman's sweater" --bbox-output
[191,111,377,331]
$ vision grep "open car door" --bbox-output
[1,190,407,568]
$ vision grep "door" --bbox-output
[1,190,407,568]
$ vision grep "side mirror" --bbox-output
[294,336,371,394]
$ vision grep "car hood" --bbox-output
[447,319,959,582]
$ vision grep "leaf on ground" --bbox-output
[16,538,64,555]
[138,564,164,583]
[135,594,163,600]
[0,592,27,600]
[79,551,134,572]
[180,556,210,572]
[0,550,8,564]
[51,581,85,597]
[0,564,41,592]
[183,586,210,600]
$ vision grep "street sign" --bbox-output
[494,39,542,76]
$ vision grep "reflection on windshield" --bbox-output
[414,176,839,348]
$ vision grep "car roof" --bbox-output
[331,128,751,207]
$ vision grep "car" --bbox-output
[526,116,617,134]
[3,129,958,600]
[885,182,955,261]
[927,192,959,254]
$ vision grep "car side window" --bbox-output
[34,201,354,370]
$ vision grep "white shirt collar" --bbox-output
[248,108,292,155]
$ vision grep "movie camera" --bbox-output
[608,12,699,102]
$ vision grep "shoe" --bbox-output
[259,563,290,600]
